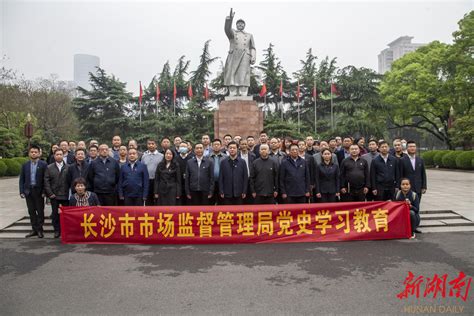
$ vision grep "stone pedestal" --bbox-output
[214,100,263,140]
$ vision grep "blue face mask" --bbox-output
[179,147,188,154]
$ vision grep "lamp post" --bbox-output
[24,113,34,149]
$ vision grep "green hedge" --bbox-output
[433,150,450,167]
[455,151,474,170]
[0,160,7,177]
[421,150,440,166]
[3,159,21,176]
[441,151,463,168]
[13,157,29,166]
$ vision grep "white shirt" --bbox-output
[381,154,389,164]
[240,152,250,176]
[409,154,416,170]
[55,161,64,171]
[196,156,203,168]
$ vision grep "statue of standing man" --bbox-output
[224,8,256,98]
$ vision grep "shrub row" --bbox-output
[0,157,28,177]
[421,150,474,170]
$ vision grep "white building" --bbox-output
[378,36,425,74]
[73,54,100,90]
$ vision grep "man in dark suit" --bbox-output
[238,138,256,204]
[279,144,311,204]
[19,145,48,238]
[185,143,214,205]
[219,141,248,205]
[399,140,427,201]
[370,141,399,201]
[44,149,70,238]
[87,144,120,206]
[336,136,353,165]
[59,140,75,164]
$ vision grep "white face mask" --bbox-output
[402,143,407,150]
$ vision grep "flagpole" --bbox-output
[298,101,300,134]
[280,94,283,120]
[139,81,142,125]
[314,80,317,135]
[330,89,334,130]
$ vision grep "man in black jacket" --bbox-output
[59,140,75,165]
[250,144,279,204]
[67,148,90,194]
[370,141,399,201]
[219,141,248,205]
[399,140,427,201]
[19,145,48,238]
[44,149,70,238]
[185,143,214,205]
[279,144,311,204]
[87,144,120,206]
[340,144,370,202]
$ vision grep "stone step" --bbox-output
[0,226,55,233]
[419,210,453,214]
[420,213,463,220]
[0,232,57,239]
[418,226,474,233]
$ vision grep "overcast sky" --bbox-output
[1,0,472,92]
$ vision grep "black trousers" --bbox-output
[341,189,366,202]
[223,197,243,205]
[25,187,45,232]
[50,198,69,233]
[410,210,420,233]
[375,188,395,201]
[145,179,156,206]
[124,197,144,206]
[319,193,338,203]
[209,182,223,205]
[97,193,117,206]
[255,195,275,205]
[285,196,307,204]
[189,191,210,205]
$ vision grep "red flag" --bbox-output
[279,79,283,97]
[296,80,300,103]
[204,83,209,100]
[173,80,177,102]
[139,81,143,107]
[259,83,267,97]
[331,82,339,95]
[188,82,193,99]
[312,84,317,99]
[156,83,160,102]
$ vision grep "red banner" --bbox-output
[60,201,411,244]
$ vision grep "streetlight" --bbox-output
[24,113,33,149]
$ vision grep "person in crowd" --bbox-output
[154,149,181,206]
[175,141,192,204]
[401,139,408,155]
[356,137,367,156]
[173,136,183,155]
[328,137,338,153]
[209,139,227,205]
[185,143,214,205]
[86,144,99,164]
[141,139,163,206]
[391,138,405,158]
[47,143,59,165]
[89,139,99,148]
[77,141,87,151]
[202,134,212,157]
[69,178,100,206]
[19,145,48,238]
[44,149,69,238]
[399,140,427,202]
[336,136,353,165]
[269,137,286,164]
[283,137,293,155]
[219,141,248,205]
[395,178,421,238]
[340,144,369,202]
[361,139,379,201]
[312,140,320,154]
[298,140,315,197]
[221,134,233,155]
[313,140,338,166]
[59,140,75,164]
[68,141,77,154]
[238,138,256,204]
[253,130,269,158]
[160,137,172,154]
[109,135,122,160]
[67,148,90,194]
[250,144,279,204]
[314,148,340,203]
[335,136,343,151]
[370,141,399,201]
[305,136,315,155]
[185,140,195,159]
[118,145,128,167]
[233,135,242,144]
[127,139,142,159]
[118,148,149,206]
[87,144,120,206]
[246,135,256,153]
[279,143,311,204]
